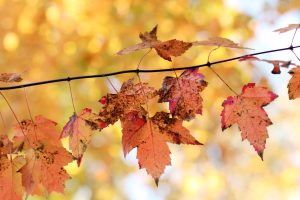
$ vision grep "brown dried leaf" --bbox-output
[0,73,22,83]
[239,55,296,74]
[99,78,157,125]
[153,39,192,61]
[273,24,300,34]
[193,37,252,49]
[117,25,192,61]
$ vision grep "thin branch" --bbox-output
[208,67,238,95]
[0,45,299,91]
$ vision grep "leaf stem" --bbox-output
[208,66,238,95]
[67,81,77,113]
[23,88,38,142]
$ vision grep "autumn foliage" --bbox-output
[0,23,300,199]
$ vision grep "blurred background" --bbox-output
[0,0,300,199]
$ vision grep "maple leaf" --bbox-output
[0,135,14,156]
[273,24,300,34]
[158,68,207,120]
[99,78,157,125]
[287,66,300,99]
[14,115,60,149]
[239,55,295,74]
[61,108,104,166]
[117,25,192,61]
[13,115,73,195]
[193,37,251,49]
[0,73,22,83]
[121,112,201,185]
[20,144,72,195]
[221,83,278,159]
[0,155,25,200]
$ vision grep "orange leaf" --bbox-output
[159,68,207,120]
[14,115,60,149]
[121,112,201,185]
[13,115,73,195]
[20,144,72,195]
[0,155,25,200]
[288,66,300,99]
[221,83,278,160]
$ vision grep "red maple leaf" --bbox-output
[158,68,207,120]
[221,83,278,159]
[121,112,201,185]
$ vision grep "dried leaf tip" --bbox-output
[193,37,252,49]
[258,151,264,161]
[155,178,159,187]
[273,24,300,34]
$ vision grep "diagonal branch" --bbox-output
[0,45,299,91]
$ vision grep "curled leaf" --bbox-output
[239,55,295,74]
[61,108,104,166]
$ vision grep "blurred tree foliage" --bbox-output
[0,0,300,199]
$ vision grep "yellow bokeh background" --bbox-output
[1,0,300,199]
